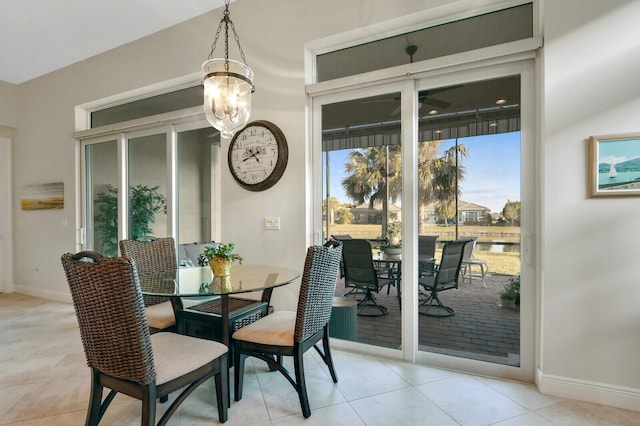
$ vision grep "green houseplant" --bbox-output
[94,184,166,256]
[198,243,243,277]
[499,276,520,308]
[385,221,402,247]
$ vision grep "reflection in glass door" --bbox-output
[176,127,220,246]
[85,139,119,257]
[416,76,522,366]
[82,121,222,260]
[322,91,403,349]
[128,132,168,239]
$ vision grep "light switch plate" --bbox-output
[264,217,280,230]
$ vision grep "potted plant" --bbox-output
[198,242,243,277]
[385,221,402,247]
[499,277,520,308]
[94,184,166,257]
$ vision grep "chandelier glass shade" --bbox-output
[202,0,254,138]
[202,58,254,138]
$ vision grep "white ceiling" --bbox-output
[0,0,226,84]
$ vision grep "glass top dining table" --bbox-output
[138,264,301,352]
[139,264,301,298]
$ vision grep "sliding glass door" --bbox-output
[415,75,523,367]
[84,138,119,256]
[313,62,534,379]
[320,86,403,350]
[176,125,221,246]
[81,119,221,258]
[127,131,169,239]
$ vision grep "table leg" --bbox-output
[394,263,402,311]
[261,273,278,312]
[221,294,230,360]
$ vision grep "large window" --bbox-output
[316,3,533,82]
[80,107,220,257]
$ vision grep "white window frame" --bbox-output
[76,108,221,253]
[305,0,539,382]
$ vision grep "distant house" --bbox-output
[350,201,401,224]
[422,200,491,224]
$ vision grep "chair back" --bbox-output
[119,236,177,275]
[120,236,177,307]
[179,241,218,266]
[435,239,470,287]
[418,235,438,259]
[461,236,477,261]
[340,239,378,287]
[61,251,156,385]
[294,242,342,342]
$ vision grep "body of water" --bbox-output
[476,241,520,253]
[598,170,640,187]
[435,241,520,253]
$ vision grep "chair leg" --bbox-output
[86,369,103,426]
[234,345,246,401]
[356,288,388,317]
[321,326,338,383]
[141,384,157,426]
[293,347,311,418]
[481,264,487,288]
[215,356,229,422]
[418,290,455,317]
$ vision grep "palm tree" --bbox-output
[341,141,467,234]
[431,143,468,225]
[342,145,401,233]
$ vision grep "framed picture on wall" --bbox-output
[588,132,640,197]
[20,182,64,210]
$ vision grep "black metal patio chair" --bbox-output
[418,239,470,317]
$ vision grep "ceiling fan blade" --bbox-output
[421,97,451,109]
[390,102,425,116]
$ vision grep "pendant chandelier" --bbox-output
[202,0,255,138]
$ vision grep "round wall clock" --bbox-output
[228,120,288,191]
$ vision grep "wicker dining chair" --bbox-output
[232,242,342,418]
[119,236,179,332]
[61,251,228,425]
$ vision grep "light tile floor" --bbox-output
[1,293,638,425]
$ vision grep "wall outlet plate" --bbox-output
[264,217,280,230]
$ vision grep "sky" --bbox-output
[324,132,521,213]
[597,137,640,166]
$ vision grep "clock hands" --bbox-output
[242,146,265,163]
[242,152,260,163]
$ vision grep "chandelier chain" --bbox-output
[206,0,248,67]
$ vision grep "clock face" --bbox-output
[228,120,288,191]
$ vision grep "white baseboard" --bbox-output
[537,368,640,412]
[13,285,72,304]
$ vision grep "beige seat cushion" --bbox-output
[145,301,176,330]
[151,332,227,384]
[232,311,296,347]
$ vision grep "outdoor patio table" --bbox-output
[372,252,434,310]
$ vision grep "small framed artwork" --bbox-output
[588,132,640,197]
[21,182,64,210]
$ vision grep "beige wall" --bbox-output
[540,0,640,408]
[3,0,639,411]
[0,80,18,134]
